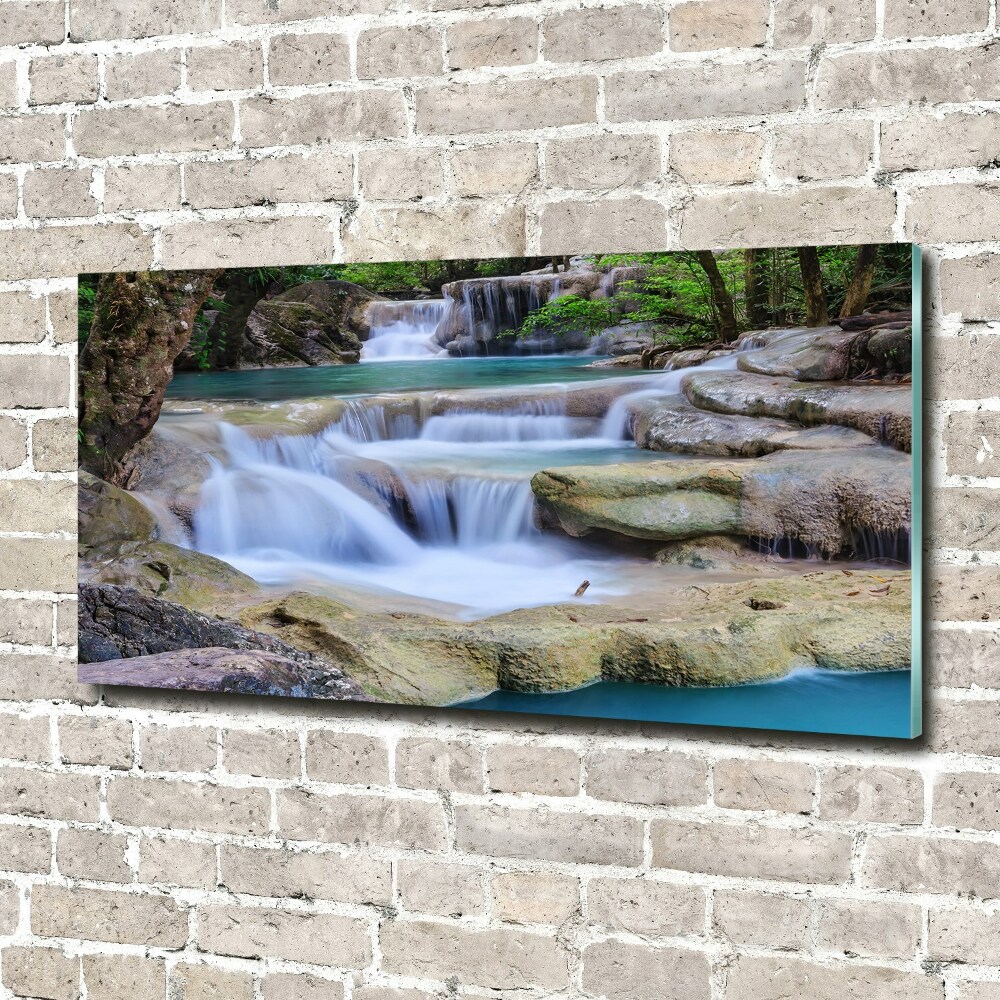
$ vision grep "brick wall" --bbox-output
[0,0,997,996]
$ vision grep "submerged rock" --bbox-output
[531,448,910,557]
[682,370,912,451]
[243,280,379,367]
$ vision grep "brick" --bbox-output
[74,104,234,157]
[229,0,391,23]
[161,216,334,269]
[907,184,1000,244]
[588,877,705,937]
[59,716,133,769]
[0,418,28,471]
[606,60,806,123]
[105,49,182,100]
[0,770,98,822]
[0,114,66,164]
[679,185,895,249]
[353,989,430,1000]
[104,163,181,213]
[0,880,19,935]
[447,18,537,70]
[714,758,815,813]
[0,714,52,763]
[0,292,45,346]
[223,727,299,779]
[32,885,188,947]
[582,940,710,1000]
[885,0,988,38]
[0,2,65,46]
[32,418,77,471]
[929,566,1000,622]
[939,254,1000,321]
[268,32,350,86]
[198,905,371,967]
[540,198,666,255]
[933,698,1000,755]
[46,288,79,345]
[170,964,255,1000]
[0,824,51,873]
[141,724,217,773]
[863,833,1000,898]
[545,6,663,62]
[586,748,707,806]
[492,871,578,925]
[930,906,1000,964]
[932,488,1000,550]
[69,0,222,41]
[381,920,568,990]
[455,803,643,865]
[670,0,767,51]
[138,836,217,890]
[415,76,596,134]
[652,820,852,883]
[278,789,447,850]
[24,168,96,220]
[0,601,54,647]
[57,829,131,884]
[358,25,443,78]
[0,654,88,703]
[773,0,875,45]
[0,173,16,219]
[934,772,1000,831]
[241,91,407,146]
[187,42,262,91]
[771,122,874,181]
[0,538,74,591]
[928,333,1000,401]
[29,54,98,106]
[359,148,445,201]
[83,954,166,1000]
[816,45,1000,110]
[726,955,943,1000]
[398,859,484,917]
[487,744,580,796]
[54,600,76,645]
[83,955,167,1000]
[0,61,16,110]
[396,739,483,791]
[2,946,79,1000]
[303,732,387,785]
[220,844,391,905]
[107,776,271,836]
[669,130,761,186]
[819,765,923,824]
[547,133,660,190]
[928,628,1000,687]
[346,203,525,261]
[185,153,351,209]
[451,143,537,197]
[262,974,344,1000]
[955,985,1000,1000]
[714,889,811,949]
[882,115,1000,173]
[817,897,922,960]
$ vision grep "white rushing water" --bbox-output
[361,300,449,362]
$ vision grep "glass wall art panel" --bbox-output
[78,245,922,737]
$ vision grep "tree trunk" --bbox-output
[797,247,829,327]
[744,248,768,328]
[693,250,738,343]
[79,270,221,485]
[210,270,264,370]
[840,244,879,318]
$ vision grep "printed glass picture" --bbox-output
[78,245,922,737]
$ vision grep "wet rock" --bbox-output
[79,472,158,549]
[78,583,369,700]
[629,392,876,457]
[531,447,910,557]
[243,280,380,367]
[585,354,644,369]
[737,325,870,380]
[682,370,912,451]
[837,310,911,332]
[867,325,912,374]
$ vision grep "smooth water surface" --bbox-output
[459,669,913,738]
[167,356,651,401]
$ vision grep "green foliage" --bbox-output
[78,275,99,344]
[189,296,230,370]
[518,295,615,339]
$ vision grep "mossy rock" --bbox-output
[79,472,158,550]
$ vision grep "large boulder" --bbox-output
[79,583,369,700]
[682,371,912,451]
[531,448,911,557]
[79,472,158,549]
[242,280,380,367]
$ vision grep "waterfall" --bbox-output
[362,300,448,361]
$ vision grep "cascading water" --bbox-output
[362,300,448,362]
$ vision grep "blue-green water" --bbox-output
[458,669,914,738]
[167,356,648,401]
